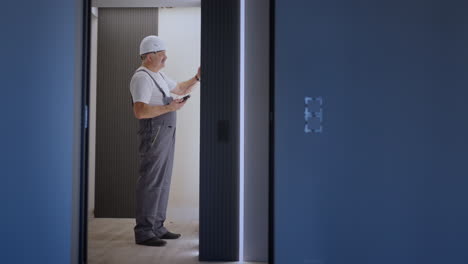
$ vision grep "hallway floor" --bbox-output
[88,217,263,264]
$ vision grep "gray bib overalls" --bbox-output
[133,69,177,243]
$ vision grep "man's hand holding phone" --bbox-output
[169,98,187,111]
[181,94,191,102]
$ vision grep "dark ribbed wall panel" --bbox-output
[95,8,158,218]
[200,0,240,261]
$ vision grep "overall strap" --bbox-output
[135,69,168,98]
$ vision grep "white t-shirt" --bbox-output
[129,66,178,106]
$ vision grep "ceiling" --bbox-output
[92,0,201,8]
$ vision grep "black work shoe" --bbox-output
[136,237,167,247]
[160,231,181,240]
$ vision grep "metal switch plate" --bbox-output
[304,96,323,133]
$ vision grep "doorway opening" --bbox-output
[86,4,201,264]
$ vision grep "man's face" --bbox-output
[149,50,167,68]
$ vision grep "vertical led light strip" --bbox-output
[239,0,245,261]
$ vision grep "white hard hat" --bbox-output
[139,35,166,55]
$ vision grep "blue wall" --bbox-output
[0,1,80,263]
[275,0,468,263]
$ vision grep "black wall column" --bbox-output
[199,0,240,261]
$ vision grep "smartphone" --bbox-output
[181,94,191,102]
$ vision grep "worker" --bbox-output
[130,35,200,247]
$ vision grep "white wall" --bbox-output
[159,7,201,220]
[88,8,98,218]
